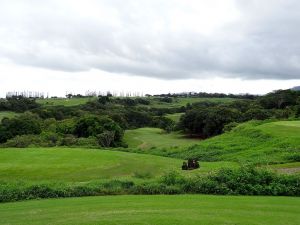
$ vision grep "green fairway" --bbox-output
[36,97,95,106]
[124,127,200,150]
[1,195,299,225]
[0,148,183,181]
[0,148,237,182]
[173,120,300,165]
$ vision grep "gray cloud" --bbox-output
[0,0,300,80]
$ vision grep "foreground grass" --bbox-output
[1,195,299,225]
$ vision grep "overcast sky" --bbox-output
[0,0,300,97]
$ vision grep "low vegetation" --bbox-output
[1,167,299,203]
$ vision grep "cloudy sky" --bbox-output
[0,0,300,97]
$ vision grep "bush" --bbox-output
[2,135,43,148]
[60,134,78,146]
[0,112,42,143]
[76,137,99,147]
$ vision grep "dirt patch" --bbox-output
[276,167,300,174]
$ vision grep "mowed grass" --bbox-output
[36,97,95,106]
[1,195,299,225]
[124,127,200,150]
[0,147,238,182]
[0,148,183,182]
[177,120,300,165]
[0,111,17,122]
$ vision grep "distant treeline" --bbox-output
[152,92,258,99]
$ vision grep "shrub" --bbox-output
[2,135,43,148]
[60,134,78,146]
[76,137,98,147]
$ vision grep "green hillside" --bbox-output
[1,195,299,225]
[177,120,300,165]
[36,97,95,106]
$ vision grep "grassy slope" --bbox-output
[166,113,184,122]
[0,111,17,122]
[124,127,200,150]
[123,121,300,172]
[123,128,237,173]
[36,97,95,106]
[0,148,183,182]
[1,195,299,225]
[177,120,300,165]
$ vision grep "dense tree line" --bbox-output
[0,95,177,147]
[0,96,40,112]
[152,92,258,100]
[179,89,300,138]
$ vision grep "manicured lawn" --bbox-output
[1,195,299,225]
[0,148,237,182]
[0,148,183,182]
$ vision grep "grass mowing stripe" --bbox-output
[0,195,299,225]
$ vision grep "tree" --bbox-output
[73,115,124,147]
[0,112,42,143]
[179,106,241,138]
[97,131,115,147]
[66,93,73,99]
